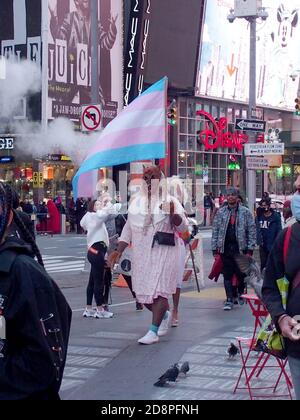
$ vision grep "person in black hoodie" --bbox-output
[262,193,300,400]
[0,183,72,400]
[256,197,282,271]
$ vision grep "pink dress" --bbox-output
[119,196,189,304]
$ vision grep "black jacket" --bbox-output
[0,239,72,400]
[262,222,300,358]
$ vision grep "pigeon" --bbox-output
[154,364,179,387]
[179,361,190,376]
[235,255,263,299]
[227,342,240,360]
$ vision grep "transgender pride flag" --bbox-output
[73,77,168,198]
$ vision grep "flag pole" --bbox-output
[164,77,168,178]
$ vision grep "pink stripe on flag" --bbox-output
[77,170,98,198]
[86,125,164,159]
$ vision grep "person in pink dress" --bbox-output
[109,166,189,345]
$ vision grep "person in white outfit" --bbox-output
[80,199,116,319]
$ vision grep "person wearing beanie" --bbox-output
[262,193,300,399]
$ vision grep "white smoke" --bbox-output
[0,58,41,118]
[0,57,97,165]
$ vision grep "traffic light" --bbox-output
[168,106,177,126]
[295,97,300,116]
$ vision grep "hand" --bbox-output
[108,251,121,268]
[279,316,300,342]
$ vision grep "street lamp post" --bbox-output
[227,1,268,213]
[91,0,99,104]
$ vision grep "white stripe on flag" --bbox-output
[99,108,165,137]
[13,0,27,44]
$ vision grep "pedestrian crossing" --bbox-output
[43,255,86,274]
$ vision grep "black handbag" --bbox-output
[152,231,175,248]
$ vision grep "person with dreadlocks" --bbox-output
[0,182,72,400]
[109,166,189,345]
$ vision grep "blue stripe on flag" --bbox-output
[73,143,165,199]
[141,77,168,96]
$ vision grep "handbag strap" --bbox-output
[283,226,292,265]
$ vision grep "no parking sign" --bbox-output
[81,105,102,132]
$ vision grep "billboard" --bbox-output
[197,0,300,110]
[0,0,42,121]
[144,0,204,91]
[48,0,123,127]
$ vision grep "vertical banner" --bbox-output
[48,0,123,127]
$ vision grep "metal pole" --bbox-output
[91,0,99,104]
[247,17,257,213]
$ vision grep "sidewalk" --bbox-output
[60,281,293,401]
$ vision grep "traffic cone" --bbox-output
[113,274,128,288]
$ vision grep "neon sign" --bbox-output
[196,110,249,151]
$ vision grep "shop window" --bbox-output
[242,109,247,118]
[186,153,195,168]
[212,154,219,168]
[187,101,195,118]
[178,152,186,167]
[178,168,186,179]
[219,169,227,184]
[188,119,196,135]
[179,100,187,118]
[212,169,219,184]
[179,118,188,134]
[179,135,187,150]
[188,136,196,151]
[220,107,226,117]
[220,154,227,169]
[196,153,203,166]
[227,108,233,123]
[212,105,218,118]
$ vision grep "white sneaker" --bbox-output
[94,309,114,319]
[138,330,159,345]
[83,309,95,318]
[158,311,171,337]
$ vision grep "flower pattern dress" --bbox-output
[119,196,189,304]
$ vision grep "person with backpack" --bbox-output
[0,182,72,400]
[262,193,300,400]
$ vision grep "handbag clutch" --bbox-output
[152,232,176,248]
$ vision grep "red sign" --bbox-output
[196,110,249,151]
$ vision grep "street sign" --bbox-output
[39,172,44,188]
[245,143,285,156]
[246,157,270,170]
[235,118,266,132]
[33,172,39,189]
[251,107,264,121]
[81,105,102,132]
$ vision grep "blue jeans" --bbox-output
[288,356,300,400]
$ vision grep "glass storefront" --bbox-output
[177,98,247,197]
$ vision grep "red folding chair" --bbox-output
[234,293,293,400]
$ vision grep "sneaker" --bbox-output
[83,309,95,318]
[158,311,171,337]
[138,330,159,345]
[136,302,144,311]
[223,300,234,311]
[94,309,114,319]
[171,318,179,328]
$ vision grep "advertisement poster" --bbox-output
[197,0,300,110]
[0,0,42,121]
[48,0,123,127]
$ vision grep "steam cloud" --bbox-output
[0,57,97,165]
